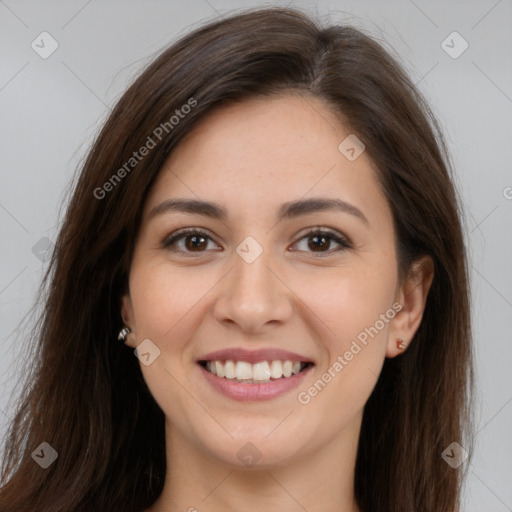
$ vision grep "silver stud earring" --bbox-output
[118,326,131,343]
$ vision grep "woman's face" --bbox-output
[121,93,425,468]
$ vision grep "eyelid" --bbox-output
[294,226,352,247]
[161,226,352,255]
[161,227,219,252]
[289,227,352,256]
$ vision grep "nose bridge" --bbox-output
[213,236,292,331]
[232,239,278,307]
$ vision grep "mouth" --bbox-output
[196,347,316,400]
[198,359,314,384]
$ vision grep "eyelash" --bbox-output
[161,227,352,257]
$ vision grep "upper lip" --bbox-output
[197,348,314,364]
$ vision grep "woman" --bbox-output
[0,6,473,511]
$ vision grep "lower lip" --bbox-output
[199,363,314,401]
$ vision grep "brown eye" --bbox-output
[307,233,331,252]
[183,234,208,251]
[162,229,219,255]
[292,229,351,256]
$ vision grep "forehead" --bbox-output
[167,93,346,178]
[142,93,389,225]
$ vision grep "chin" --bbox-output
[199,425,311,469]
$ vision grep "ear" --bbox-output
[386,255,434,358]
[120,293,137,348]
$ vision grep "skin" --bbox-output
[121,93,434,512]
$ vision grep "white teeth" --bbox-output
[252,361,271,380]
[215,360,225,378]
[204,359,307,381]
[235,361,252,380]
[282,360,292,378]
[224,360,236,379]
[270,360,283,379]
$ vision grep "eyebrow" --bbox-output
[147,197,369,225]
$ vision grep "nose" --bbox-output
[212,245,293,335]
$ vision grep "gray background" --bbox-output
[1,0,511,509]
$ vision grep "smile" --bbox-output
[198,359,314,401]
[200,359,312,383]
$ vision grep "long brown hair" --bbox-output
[0,7,473,511]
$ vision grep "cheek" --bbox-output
[127,262,208,419]
[295,258,397,345]
[293,277,393,436]
[293,257,396,405]
[129,261,202,342]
